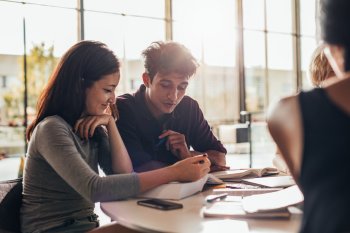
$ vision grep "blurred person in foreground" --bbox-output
[268,0,350,232]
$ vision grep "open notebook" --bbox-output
[242,185,303,213]
[210,167,279,180]
[203,185,303,219]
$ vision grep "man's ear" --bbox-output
[142,73,151,87]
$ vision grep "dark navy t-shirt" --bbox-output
[116,85,227,170]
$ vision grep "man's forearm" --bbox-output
[205,150,226,166]
[190,150,226,166]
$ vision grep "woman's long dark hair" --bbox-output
[321,0,350,71]
[26,40,120,141]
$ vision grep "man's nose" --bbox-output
[167,89,178,101]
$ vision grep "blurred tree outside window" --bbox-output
[2,43,57,126]
[0,43,56,157]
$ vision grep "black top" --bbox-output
[299,88,350,233]
[116,85,227,171]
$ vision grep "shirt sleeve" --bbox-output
[189,100,227,154]
[116,99,154,167]
[34,118,140,202]
[94,127,114,175]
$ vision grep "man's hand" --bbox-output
[205,151,229,172]
[210,164,230,172]
[159,130,191,160]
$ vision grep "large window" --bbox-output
[300,0,318,90]
[243,0,318,118]
[0,1,77,155]
[0,0,319,158]
[173,0,238,123]
[84,0,165,94]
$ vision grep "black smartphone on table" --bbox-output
[137,199,183,210]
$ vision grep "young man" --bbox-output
[116,41,227,172]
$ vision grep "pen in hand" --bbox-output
[198,154,208,164]
[155,137,167,147]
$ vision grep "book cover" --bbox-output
[206,174,225,185]
[203,202,291,219]
[138,175,208,200]
[210,167,279,180]
[242,176,295,188]
[212,187,283,196]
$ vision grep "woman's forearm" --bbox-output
[137,166,177,193]
[107,118,133,173]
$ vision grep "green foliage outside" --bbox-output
[2,43,57,125]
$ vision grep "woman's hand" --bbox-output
[137,155,211,193]
[74,114,114,140]
[170,154,211,182]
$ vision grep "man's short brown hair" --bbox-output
[142,41,199,81]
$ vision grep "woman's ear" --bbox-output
[142,73,151,88]
[325,45,346,78]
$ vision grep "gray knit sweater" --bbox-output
[20,115,140,232]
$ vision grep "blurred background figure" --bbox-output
[272,43,335,175]
[308,43,335,87]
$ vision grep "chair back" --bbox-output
[0,178,23,233]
